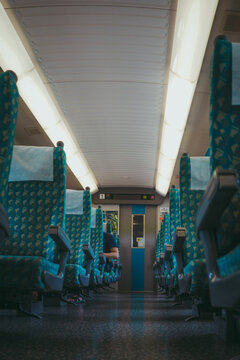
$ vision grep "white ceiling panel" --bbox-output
[5,0,172,188]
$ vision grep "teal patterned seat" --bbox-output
[169,186,181,285]
[179,154,208,293]
[209,38,240,279]
[64,188,92,290]
[0,71,19,208]
[0,145,68,293]
[162,213,171,286]
[153,231,161,281]
[90,207,105,286]
[158,213,169,288]
[155,231,161,261]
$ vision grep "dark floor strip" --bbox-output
[0,292,239,360]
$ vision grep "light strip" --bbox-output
[156,0,219,196]
[0,3,98,193]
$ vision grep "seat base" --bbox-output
[79,274,90,288]
[214,309,240,343]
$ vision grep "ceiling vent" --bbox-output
[24,127,42,136]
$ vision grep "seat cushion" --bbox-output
[0,255,59,291]
[217,244,240,277]
[64,263,86,289]
[184,258,208,293]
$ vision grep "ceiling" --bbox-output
[2,0,240,193]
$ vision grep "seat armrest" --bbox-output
[49,226,71,252]
[172,228,186,253]
[196,170,237,277]
[0,204,10,238]
[82,244,94,276]
[82,244,94,260]
[196,168,238,236]
[43,226,71,291]
[164,244,172,261]
[99,252,106,264]
[172,228,186,276]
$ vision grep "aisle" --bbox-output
[0,293,239,359]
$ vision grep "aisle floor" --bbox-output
[0,292,239,360]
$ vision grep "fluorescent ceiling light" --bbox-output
[0,3,98,193]
[171,0,219,82]
[156,0,218,196]
[164,72,196,131]
[160,123,183,160]
[157,154,176,178]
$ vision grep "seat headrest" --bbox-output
[91,208,97,228]
[190,157,210,190]
[66,189,84,215]
[9,146,54,182]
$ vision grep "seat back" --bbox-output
[0,145,66,262]
[169,186,181,244]
[210,37,240,257]
[163,213,170,250]
[0,71,19,207]
[65,189,91,265]
[155,231,161,260]
[179,154,209,265]
[169,186,181,269]
[158,213,169,254]
[90,207,103,271]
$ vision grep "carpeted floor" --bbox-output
[0,292,239,360]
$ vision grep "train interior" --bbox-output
[0,0,240,359]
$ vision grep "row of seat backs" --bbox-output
[169,186,181,270]
[179,154,205,266]
[0,71,19,208]
[155,231,161,260]
[210,38,240,258]
[158,213,170,255]
[168,38,240,286]
[90,207,103,271]
[65,189,91,266]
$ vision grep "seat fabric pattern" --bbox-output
[0,71,19,207]
[0,146,66,291]
[210,39,240,261]
[90,207,103,280]
[0,255,59,291]
[217,244,240,277]
[159,217,166,254]
[64,189,91,288]
[161,214,171,285]
[179,154,208,293]
[163,214,170,248]
[180,155,205,266]
[65,189,91,265]
[183,258,208,293]
[169,187,181,271]
[155,231,161,260]
[63,264,87,288]
[0,146,66,263]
